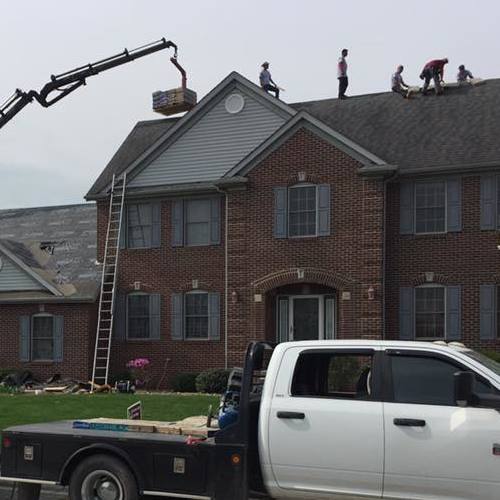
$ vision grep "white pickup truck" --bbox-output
[1,340,500,500]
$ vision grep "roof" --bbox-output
[291,79,500,174]
[0,203,100,302]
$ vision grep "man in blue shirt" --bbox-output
[259,62,280,99]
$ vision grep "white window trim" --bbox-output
[414,180,447,235]
[288,184,319,239]
[414,284,447,340]
[126,292,152,341]
[31,313,55,362]
[184,290,210,341]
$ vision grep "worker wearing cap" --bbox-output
[391,65,410,98]
[420,58,449,95]
[259,62,280,99]
[457,65,474,83]
[338,49,349,99]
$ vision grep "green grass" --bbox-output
[0,393,219,431]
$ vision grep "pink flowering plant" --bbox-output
[126,358,151,388]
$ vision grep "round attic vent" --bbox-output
[225,93,245,114]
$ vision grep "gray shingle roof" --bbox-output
[0,203,99,301]
[86,117,179,197]
[291,79,500,173]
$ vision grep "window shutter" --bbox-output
[480,284,496,340]
[151,203,161,248]
[446,286,461,340]
[480,175,497,230]
[325,297,335,339]
[208,292,221,341]
[278,297,289,343]
[446,178,462,232]
[53,316,64,362]
[19,316,30,362]
[274,187,288,238]
[400,182,415,234]
[210,198,221,245]
[172,200,184,247]
[149,294,161,339]
[318,184,331,236]
[113,292,127,340]
[171,293,183,340]
[399,287,415,340]
[119,205,127,249]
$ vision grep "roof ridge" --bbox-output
[0,202,93,214]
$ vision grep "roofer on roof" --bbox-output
[259,62,280,99]
[391,65,410,98]
[420,58,449,95]
[337,49,349,99]
[457,65,474,83]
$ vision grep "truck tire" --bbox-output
[17,483,41,500]
[68,454,138,500]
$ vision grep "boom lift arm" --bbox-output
[0,37,178,130]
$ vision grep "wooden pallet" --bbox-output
[152,87,197,116]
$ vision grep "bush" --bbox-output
[171,372,199,393]
[481,349,500,364]
[0,369,16,383]
[195,369,230,394]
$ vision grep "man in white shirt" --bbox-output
[391,65,410,98]
[338,48,349,99]
[259,62,280,99]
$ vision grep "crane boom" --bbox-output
[0,37,178,130]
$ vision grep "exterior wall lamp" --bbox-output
[367,286,375,301]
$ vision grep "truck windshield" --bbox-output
[461,349,500,377]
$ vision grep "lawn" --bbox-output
[0,392,220,431]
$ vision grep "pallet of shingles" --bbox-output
[152,88,197,116]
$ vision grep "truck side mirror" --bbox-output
[454,371,475,407]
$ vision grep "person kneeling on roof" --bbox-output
[391,65,410,98]
[457,65,474,83]
[420,58,448,95]
[259,62,280,99]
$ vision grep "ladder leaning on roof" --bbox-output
[91,173,127,391]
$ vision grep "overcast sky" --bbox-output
[1,0,498,209]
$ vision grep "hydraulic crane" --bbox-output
[0,37,181,130]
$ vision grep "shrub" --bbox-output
[0,369,16,383]
[171,372,199,393]
[195,369,230,394]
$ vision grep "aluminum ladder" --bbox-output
[91,173,126,390]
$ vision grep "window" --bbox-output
[127,203,153,248]
[185,292,209,339]
[185,199,211,246]
[127,294,151,339]
[291,351,374,399]
[415,181,446,233]
[289,185,317,237]
[32,315,54,361]
[415,286,445,339]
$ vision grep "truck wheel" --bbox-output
[69,454,138,500]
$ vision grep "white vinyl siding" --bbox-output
[0,255,44,292]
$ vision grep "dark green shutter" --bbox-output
[149,294,161,339]
[172,200,184,247]
[480,285,496,340]
[446,178,462,232]
[210,198,221,245]
[318,184,331,236]
[400,182,415,234]
[208,292,221,341]
[399,287,415,340]
[274,187,288,238]
[53,316,64,361]
[480,175,497,230]
[19,316,30,362]
[151,203,161,248]
[446,286,461,340]
[171,293,183,340]
[114,292,127,340]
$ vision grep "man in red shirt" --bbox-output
[420,58,449,95]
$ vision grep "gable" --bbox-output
[0,254,45,292]
[128,86,287,188]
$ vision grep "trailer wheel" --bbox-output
[68,454,138,500]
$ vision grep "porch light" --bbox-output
[231,290,238,304]
[367,286,375,301]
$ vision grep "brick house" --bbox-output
[0,204,99,380]
[83,73,500,386]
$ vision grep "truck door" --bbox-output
[267,346,384,498]
[383,350,500,500]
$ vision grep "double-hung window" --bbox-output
[32,315,54,361]
[289,185,317,237]
[415,286,445,339]
[126,293,161,340]
[185,199,211,246]
[19,314,63,362]
[415,181,446,233]
[127,203,153,248]
[184,291,209,339]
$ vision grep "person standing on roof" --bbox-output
[457,65,474,83]
[420,58,449,95]
[259,62,280,99]
[337,49,349,99]
[391,65,410,98]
